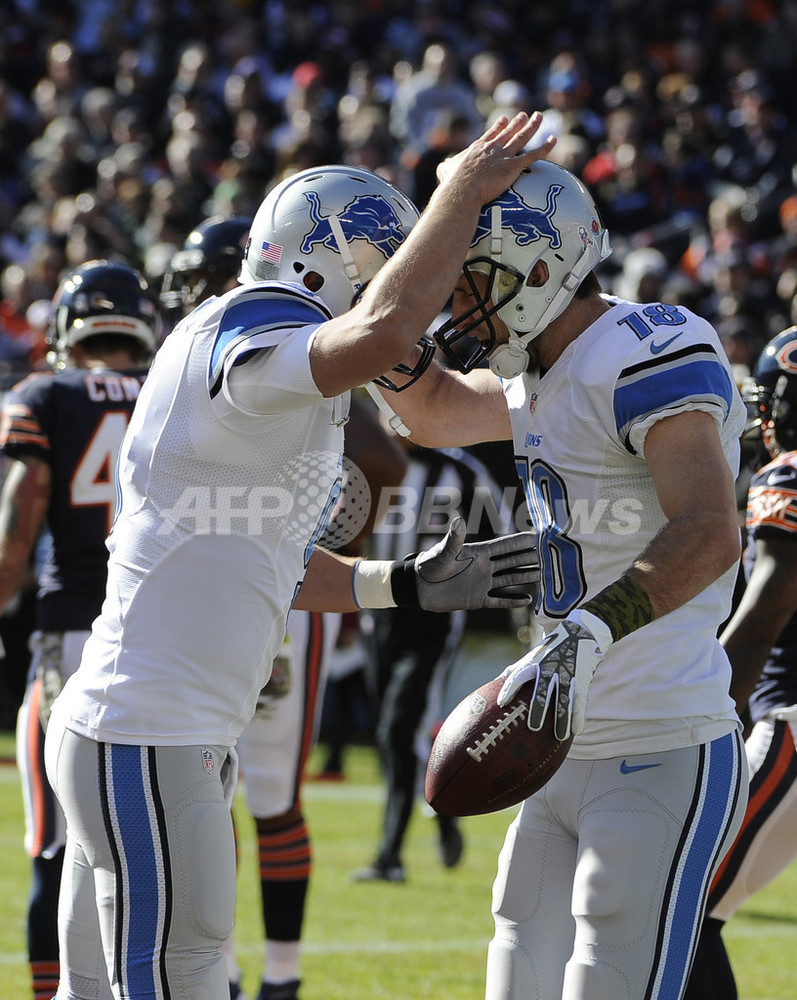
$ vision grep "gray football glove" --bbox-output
[496,609,612,740]
[391,516,539,612]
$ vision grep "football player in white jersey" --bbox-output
[379,156,750,1000]
[162,217,410,1000]
[43,113,548,1000]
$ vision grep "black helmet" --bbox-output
[742,325,797,455]
[47,259,160,370]
[160,215,251,315]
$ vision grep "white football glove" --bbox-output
[496,609,613,740]
[392,516,539,612]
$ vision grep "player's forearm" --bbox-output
[320,182,495,395]
[0,539,32,613]
[625,512,740,620]
[722,632,773,712]
[381,366,511,448]
[314,114,556,396]
[293,547,360,612]
[361,177,490,329]
[0,458,50,614]
[578,512,737,647]
[720,550,797,711]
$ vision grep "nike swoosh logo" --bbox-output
[650,333,683,354]
[620,760,662,774]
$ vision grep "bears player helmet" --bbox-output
[434,159,612,378]
[240,164,434,391]
[160,215,251,316]
[742,325,797,456]
[47,259,160,371]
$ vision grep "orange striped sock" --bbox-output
[31,959,59,1000]
[258,820,311,881]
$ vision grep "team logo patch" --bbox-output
[202,748,215,773]
[776,342,797,373]
[467,693,488,716]
[301,192,408,259]
[75,291,113,313]
[471,184,563,249]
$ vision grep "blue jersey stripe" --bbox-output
[209,296,324,375]
[614,358,735,437]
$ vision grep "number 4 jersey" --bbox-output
[0,367,148,630]
[504,298,747,758]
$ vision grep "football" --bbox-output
[425,675,573,817]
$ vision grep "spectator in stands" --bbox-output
[389,42,482,162]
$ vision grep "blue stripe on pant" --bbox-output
[646,729,744,1000]
[100,744,172,1000]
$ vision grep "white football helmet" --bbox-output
[240,164,434,393]
[240,165,419,317]
[435,160,612,377]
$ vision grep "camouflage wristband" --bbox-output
[581,574,653,644]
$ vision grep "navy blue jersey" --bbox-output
[744,451,797,720]
[0,367,148,630]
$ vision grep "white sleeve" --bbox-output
[628,399,726,459]
[206,282,333,416]
[223,325,324,415]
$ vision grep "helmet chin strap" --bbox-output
[328,213,362,299]
[488,334,530,378]
[484,205,533,379]
[364,382,412,437]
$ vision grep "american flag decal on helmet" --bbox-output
[260,241,283,263]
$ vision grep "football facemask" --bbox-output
[161,215,251,315]
[435,160,611,378]
[742,325,797,454]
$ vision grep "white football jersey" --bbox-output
[53,283,348,748]
[505,298,746,758]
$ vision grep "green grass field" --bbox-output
[1,730,795,1000]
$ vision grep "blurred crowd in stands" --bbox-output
[3,0,797,384]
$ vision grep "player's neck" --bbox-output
[535,293,611,370]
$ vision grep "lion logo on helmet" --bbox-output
[301,192,408,259]
[471,184,564,250]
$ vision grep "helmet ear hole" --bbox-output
[303,271,324,293]
[436,160,611,368]
[243,164,419,315]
